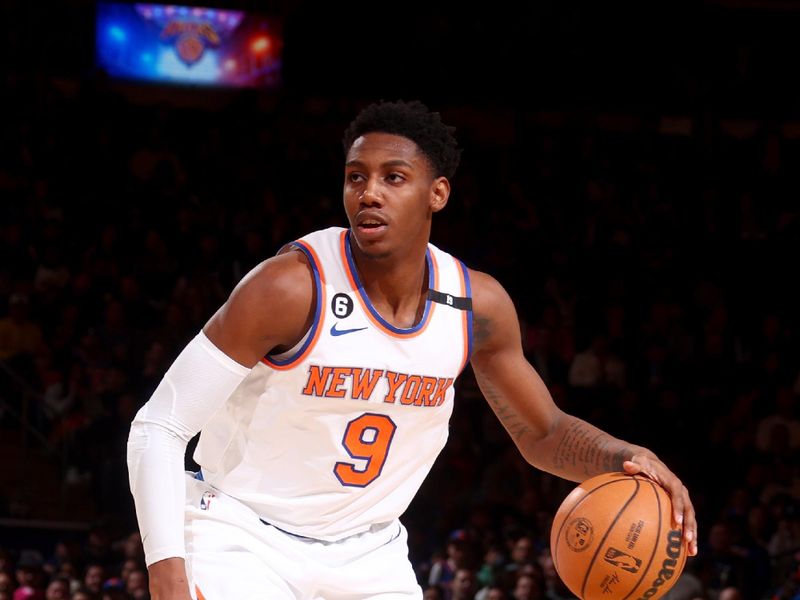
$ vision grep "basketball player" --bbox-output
[127,100,697,600]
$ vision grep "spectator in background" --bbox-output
[0,572,13,599]
[429,530,473,592]
[476,544,504,591]
[0,550,12,572]
[0,293,42,361]
[702,520,750,597]
[36,348,75,425]
[746,502,774,552]
[115,533,144,569]
[536,551,572,600]
[512,571,544,600]
[423,585,445,600]
[33,243,70,298]
[12,588,43,600]
[83,529,114,568]
[99,579,126,600]
[44,578,69,600]
[123,569,147,599]
[755,386,800,455]
[504,536,535,579]
[768,507,800,583]
[118,561,139,589]
[14,551,45,600]
[567,334,626,389]
[661,560,706,600]
[449,568,477,600]
[51,561,78,593]
[475,585,507,600]
[718,587,743,600]
[81,565,104,599]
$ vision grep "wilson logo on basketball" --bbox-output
[636,529,683,599]
[565,517,593,552]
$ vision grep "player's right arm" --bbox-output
[127,249,314,600]
[468,269,698,556]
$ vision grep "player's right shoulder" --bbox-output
[227,248,315,326]
[238,247,314,299]
[204,248,315,366]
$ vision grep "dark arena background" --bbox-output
[1,1,800,599]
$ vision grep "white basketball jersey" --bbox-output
[194,227,473,541]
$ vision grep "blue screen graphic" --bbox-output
[96,3,281,88]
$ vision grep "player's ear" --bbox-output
[430,177,450,213]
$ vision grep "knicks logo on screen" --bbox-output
[160,21,220,65]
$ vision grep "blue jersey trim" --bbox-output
[458,259,474,364]
[263,241,322,367]
[344,230,434,336]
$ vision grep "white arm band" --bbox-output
[126,331,251,566]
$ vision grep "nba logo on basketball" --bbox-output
[604,547,642,573]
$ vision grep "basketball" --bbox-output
[550,472,687,600]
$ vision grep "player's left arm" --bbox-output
[467,269,697,556]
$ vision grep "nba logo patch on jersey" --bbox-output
[200,491,215,511]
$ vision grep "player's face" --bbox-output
[344,132,449,259]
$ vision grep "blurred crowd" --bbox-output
[0,533,148,600]
[1,47,800,599]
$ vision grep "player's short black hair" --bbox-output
[342,100,462,179]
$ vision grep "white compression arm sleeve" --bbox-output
[127,331,251,566]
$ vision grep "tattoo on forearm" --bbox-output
[553,420,630,475]
[474,371,530,442]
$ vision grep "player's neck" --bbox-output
[351,244,429,328]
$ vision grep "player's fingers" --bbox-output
[665,476,684,524]
[623,457,661,484]
[680,488,699,557]
[625,458,698,556]
[661,475,699,558]
[622,458,644,475]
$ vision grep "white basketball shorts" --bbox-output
[184,472,422,600]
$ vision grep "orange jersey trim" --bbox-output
[261,240,327,370]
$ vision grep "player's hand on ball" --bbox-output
[623,454,698,557]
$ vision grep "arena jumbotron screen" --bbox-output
[96,3,282,88]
